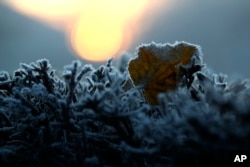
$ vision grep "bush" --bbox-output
[0,42,250,167]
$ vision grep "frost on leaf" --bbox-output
[128,41,202,105]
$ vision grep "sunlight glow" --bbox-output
[5,0,82,18]
[4,0,168,62]
[71,16,123,61]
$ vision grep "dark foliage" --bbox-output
[0,57,250,167]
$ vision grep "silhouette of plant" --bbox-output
[0,42,250,167]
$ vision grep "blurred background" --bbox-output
[0,0,250,78]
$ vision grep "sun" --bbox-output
[3,0,168,62]
[70,16,123,61]
[70,0,149,61]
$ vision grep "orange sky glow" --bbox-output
[3,0,172,62]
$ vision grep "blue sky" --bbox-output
[0,0,250,78]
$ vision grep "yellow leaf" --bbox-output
[128,42,201,105]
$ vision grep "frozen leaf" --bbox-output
[128,41,202,105]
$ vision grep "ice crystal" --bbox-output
[0,42,249,167]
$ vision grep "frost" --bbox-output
[136,41,202,62]
[128,41,204,105]
[0,43,250,166]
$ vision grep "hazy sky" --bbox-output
[0,0,250,78]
